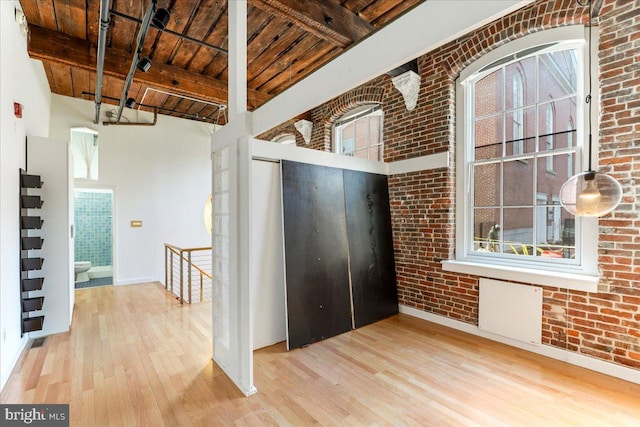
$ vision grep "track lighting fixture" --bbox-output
[152,8,170,30]
[137,57,152,73]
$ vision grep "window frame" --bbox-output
[512,70,525,155]
[545,101,555,173]
[333,104,384,161]
[272,133,297,146]
[443,26,600,292]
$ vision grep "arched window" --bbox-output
[333,104,383,161]
[272,133,296,146]
[446,27,598,290]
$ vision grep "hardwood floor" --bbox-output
[2,282,639,426]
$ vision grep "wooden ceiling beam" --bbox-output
[250,0,374,48]
[27,24,269,109]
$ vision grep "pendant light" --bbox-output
[559,0,622,217]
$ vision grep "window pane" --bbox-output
[370,116,381,154]
[368,144,382,161]
[342,138,355,155]
[475,114,503,160]
[539,50,578,99]
[504,160,533,206]
[503,208,534,256]
[474,163,500,207]
[558,216,576,259]
[535,205,563,245]
[505,106,536,155]
[355,117,369,151]
[473,208,500,252]
[475,69,503,117]
[505,57,536,109]
[539,98,576,150]
[537,154,572,200]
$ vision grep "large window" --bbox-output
[333,104,383,161]
[447,27,599,289]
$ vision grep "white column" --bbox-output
[211,0,256,397]
[228,0,247,120]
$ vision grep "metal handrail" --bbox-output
[164,243,212,304]
[166,246,212,279]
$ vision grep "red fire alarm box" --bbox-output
[14,102,22,118]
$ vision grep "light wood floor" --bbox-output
[2,282,639,426]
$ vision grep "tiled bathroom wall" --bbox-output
[74,189,112,266]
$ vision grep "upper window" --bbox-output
[333,104,383,161]
[448,27,599,289]
[272,133,296,146]
[71,127,99,180]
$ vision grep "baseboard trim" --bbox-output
[116,277,154,286]
[399,304,640,385]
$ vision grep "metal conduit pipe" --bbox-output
[94,0,112,124]
[103,110,158,126]
[115,0,156,123]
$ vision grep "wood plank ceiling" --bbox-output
[20,0,425,125]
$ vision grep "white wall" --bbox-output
[0,0,51,390]
[49,95,211,285]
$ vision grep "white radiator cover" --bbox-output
[479,278,542,345]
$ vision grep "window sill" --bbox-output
[441,259,598,292]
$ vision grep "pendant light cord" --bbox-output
[577,0,593,172]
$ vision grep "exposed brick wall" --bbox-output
[260,0,640,372]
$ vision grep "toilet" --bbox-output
[74,261,92,283]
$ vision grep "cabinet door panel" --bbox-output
[281,161,352,350]
[344,170,398,328]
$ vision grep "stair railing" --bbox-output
[164,243,212,304]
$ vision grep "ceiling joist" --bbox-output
[251,0,374,48]
[27,24,269,109]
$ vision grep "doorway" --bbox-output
[73,188,114,288]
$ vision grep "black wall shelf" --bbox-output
[21,237,44,250]
[20,174,43,188]
[20,169,45,335]
[21,257,44,271]
[22,316,45,333]
[21,216,44,229]
[21,278,44,292]
[22,297,45,312]
[20,195,44,209]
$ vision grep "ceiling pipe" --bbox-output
[103,109,158,126]
[94,0,112,124]
[115,0,156,123]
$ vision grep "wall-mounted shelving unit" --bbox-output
[20,169,45,335]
